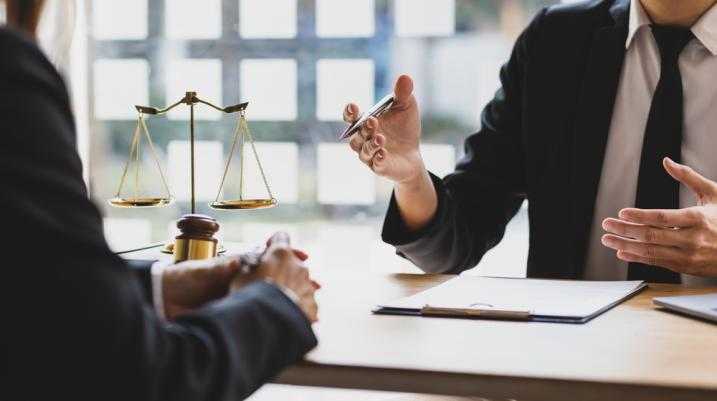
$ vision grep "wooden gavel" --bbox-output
[173,214,220,263]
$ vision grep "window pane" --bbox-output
[421,144,456,178]
[316,59,374,121]
[166,59,223,120]
[240,0,297,38]
[395,0,455,37]
[168,140,223,202]
[240,142,299,203]
[240,59,297,120]
[93,59,149,120]
[317,143,375,205]
[165,0,221,39]
[93,0,147,40]
[316,0,374,38]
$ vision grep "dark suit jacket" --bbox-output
[0,28,316,400]
[383,0,633,278]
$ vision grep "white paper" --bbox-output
[379,276,645,319]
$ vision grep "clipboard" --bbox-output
[420,304,532,320]
[373,276,647,324]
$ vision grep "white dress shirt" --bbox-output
[584,0,717,284]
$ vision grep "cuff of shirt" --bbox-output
[150,260,172,320]
[381,171,448,247]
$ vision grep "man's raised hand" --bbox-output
[343,75,426,185]
[602,158,717,277]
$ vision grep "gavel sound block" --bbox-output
[173,214,220,263]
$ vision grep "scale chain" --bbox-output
[214,116,243,202]
[115,118,142,198]
[139,115,172,199]
[241,115,274,199]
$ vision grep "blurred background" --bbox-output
[0,1,577,399]
[12,0,576,278]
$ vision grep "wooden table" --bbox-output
[119,244,717,400]
[275,273,717,401]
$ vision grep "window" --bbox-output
[395,0,455,37]
[316,0,375,38]
[240,59,298,120]
[93,59,149,120]
[91,0,560,276]
[316,59,374,121]
[165,0,222,39]
[240,0,297,39]
[93,0,147,40]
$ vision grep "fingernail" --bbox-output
[601,235,613,246]
[373,138,379,146]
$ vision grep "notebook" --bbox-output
[374,276,646,324]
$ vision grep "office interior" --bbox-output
[3,1,715,400]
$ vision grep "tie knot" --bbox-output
[651,25,694,60]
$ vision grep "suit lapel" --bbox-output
[570,0,630,277]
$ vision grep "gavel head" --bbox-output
[173,214,220,263]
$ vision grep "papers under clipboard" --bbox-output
[374,276,647,324]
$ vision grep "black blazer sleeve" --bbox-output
[0,28,316,401]
[381,9,547,274]
[126,260,156,305]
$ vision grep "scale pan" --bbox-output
[108,197,174,208]
[209,198,277,210]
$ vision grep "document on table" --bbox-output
[374,276,646,323]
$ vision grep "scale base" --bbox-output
[160,241,227,255]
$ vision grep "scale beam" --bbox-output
[113,91,273,213]
[135,94,248,117]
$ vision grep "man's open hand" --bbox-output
[602,158,717,277]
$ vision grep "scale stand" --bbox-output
[108,91,277,263]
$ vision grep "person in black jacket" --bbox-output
[343,0,717,282]
[1,2,318,400]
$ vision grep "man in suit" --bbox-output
[1,1,318,400]
[343,0,717,283]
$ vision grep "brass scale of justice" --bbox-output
[108,91,277,262]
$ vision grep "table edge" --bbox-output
[275,362,717,401]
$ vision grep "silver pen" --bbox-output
[339,94,395,140]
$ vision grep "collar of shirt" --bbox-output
[625,0,717,56]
